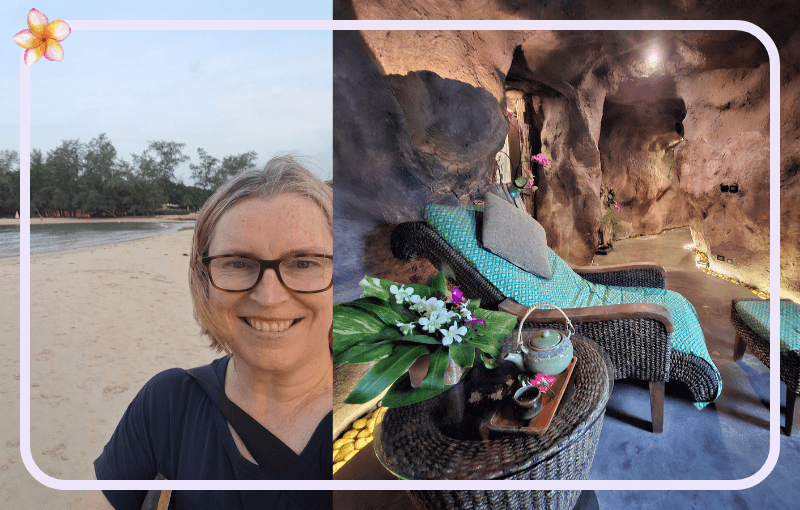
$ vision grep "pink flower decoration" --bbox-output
[13,8,71,65]
[532,153,551,168]
[532,373,556,392]
[450,286,464,305]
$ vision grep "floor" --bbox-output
[333,227,797,509]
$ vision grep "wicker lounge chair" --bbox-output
[732,298,800,436]
[391,208,722,433]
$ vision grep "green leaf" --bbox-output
[515,176,527,187]
[343,344,430,405]
[334,341,394,364]
[397,334,442,345]
[472,308,518,338]
[419,348,449,390]
[332,305,389,357]
[464,335,501,358]
[380,373,449,408]
[449,342,476,368]
[425,272,447,296]
[343,297,404,326]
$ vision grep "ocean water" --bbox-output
[0,222,194,258]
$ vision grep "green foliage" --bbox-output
[16,134,253,218]
[333,273,517,408]
[661,147,676,180]
[0,150,20,217]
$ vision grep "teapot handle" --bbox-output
[515,302,576,351]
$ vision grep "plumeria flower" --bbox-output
[439,324,468,346]
[13,9,71,66]
[389,284,414,304]
[396,322,416,336]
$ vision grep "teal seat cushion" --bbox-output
[425,204,722,408]
[735,300,800,354]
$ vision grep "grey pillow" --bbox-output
[482,192,552,279]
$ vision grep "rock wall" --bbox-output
[333,23,799,300]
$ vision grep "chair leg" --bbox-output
[786,390,800,437]
[733,332,747,361]
[649,381,665,433]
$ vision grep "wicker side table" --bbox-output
[374,335,612,510]
[732,299,800,436]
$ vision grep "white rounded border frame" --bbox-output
[19,19,780,492]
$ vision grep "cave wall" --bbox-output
[334,25,799,300]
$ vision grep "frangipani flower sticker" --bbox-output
[13,8,71,65]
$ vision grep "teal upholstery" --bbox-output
[425,204,722,408]
[734,300,800,354]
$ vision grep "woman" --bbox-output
[86,156,333,509]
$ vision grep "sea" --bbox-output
[0,222,194,258]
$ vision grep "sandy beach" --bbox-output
[0,215,197,226]
[2,229,219,507]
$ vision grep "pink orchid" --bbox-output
[13,9,71,65]
[450,286,465,305]
[532,153,551,168]
[532,373,557,392]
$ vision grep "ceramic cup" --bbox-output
[513,385,543,421]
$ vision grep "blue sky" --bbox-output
[1,1,332,182]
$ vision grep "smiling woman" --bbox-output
[86,157,333,510]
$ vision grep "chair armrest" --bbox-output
[498,298,674,334]
[570,262,667,289]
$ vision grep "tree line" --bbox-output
[0,134,259,218]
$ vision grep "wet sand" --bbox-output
[1,229,217,506]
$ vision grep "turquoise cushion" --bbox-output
[425,204,722,408]
[735,300,800,354]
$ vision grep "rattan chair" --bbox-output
[391,219,721,433]
[732,298,800,436]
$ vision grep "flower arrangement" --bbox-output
[333,272,518,408]
[508,152,551,198]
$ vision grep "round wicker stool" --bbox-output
[374,335,612,510]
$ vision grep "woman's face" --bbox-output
[206,193,333,374]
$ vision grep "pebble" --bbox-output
[332,404,385,476]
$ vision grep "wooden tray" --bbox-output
[486,356,577,435]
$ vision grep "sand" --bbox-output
[0,215,197,226]
[1,229,220,507]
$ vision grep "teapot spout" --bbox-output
[503,352,525,372]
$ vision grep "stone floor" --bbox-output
[333,227,796,509]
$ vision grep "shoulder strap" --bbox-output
[187,365,331,509]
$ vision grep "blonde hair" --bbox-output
[189,156,333,353]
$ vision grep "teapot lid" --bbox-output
[528,329,563,349]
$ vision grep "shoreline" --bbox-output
[0,215,197,226]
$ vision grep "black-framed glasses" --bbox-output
[202,253,333,293]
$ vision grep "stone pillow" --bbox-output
[482,192,552,279]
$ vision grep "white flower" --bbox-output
[458,305,474,320]
[409,294,426,313]
[397,322,416,335]
[439,324,468,346]
[389,284,414,304]
[418,312,445,333]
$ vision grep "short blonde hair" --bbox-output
[189,156,333,353]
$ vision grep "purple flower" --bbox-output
[466,317,486,329]
[450,286,464,306]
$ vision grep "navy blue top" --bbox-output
[94,356,332,510]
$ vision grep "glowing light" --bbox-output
[646,47,660,66]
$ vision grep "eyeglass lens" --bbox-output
[208,255,332,292]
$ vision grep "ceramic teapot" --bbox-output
[503,303,575,376]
